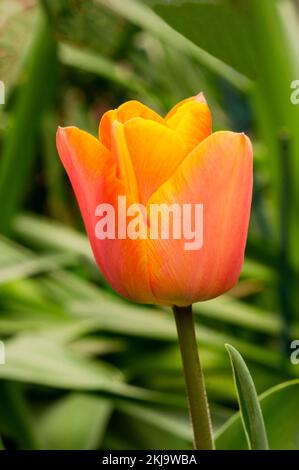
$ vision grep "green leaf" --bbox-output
[193,297,282,337]
[153,0,256,78]
[69,299,282,368]
[0,11,57,233]
[97,0,250,90]
[0,334,183,407]
[39,393,112,450]
[0,252,77,285]
[216,379,299,450]
[13,214,93,261]
[41,112,71,222]
[117,401,192,443]
[224,344,269,449]
[0,381,39,449]
[0,335,122,391]
[59,43,148,95]
[0,0,39,97]
[113,402,192,450]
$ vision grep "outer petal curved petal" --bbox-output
[146,131,253,306]
[119,118,188,204]
[165,93,212,154]
[56,127,155,303]
[165,92,207,120]
[99,100,164,149]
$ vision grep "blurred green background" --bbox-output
[0,0,299,450]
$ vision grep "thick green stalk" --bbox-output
[173,305,214,450]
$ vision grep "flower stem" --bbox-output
[173,305,214,450]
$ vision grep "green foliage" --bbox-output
[154,0,256,78]
[225,344,269,450]
[0,0,298,450]
[39,393,112,450]
[0,11,57,234]
[216,379,299,450]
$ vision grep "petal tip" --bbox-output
[56,126,66,145]
[240,131,252,148]
[194,92,207,104]
[56,126,78,139]
[111,119,123,135]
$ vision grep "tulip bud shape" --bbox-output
[57,95,253,306]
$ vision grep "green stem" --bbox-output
[173,305,214,450]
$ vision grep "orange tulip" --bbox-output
[56,94,253,307]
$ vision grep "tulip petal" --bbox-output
[112,120,140,203]
[99,100,164,149]
[56,126,112,222]
[165,92,207,120]
[146,131,253,306]
[56,127,155,304]
[118,118,188,205]
[166,93,212,154]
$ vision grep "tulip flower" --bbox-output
[56,93,253,450]
[56,94,252,307]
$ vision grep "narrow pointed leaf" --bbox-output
[225,344,269,450]
[216,379,299,450]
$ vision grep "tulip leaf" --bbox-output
[0,436,4,450]
[0,381,39,449]
[194,298,281,337]
[13,214,93,261]
[59,43,148,95]
[97,0,250,90]
[224,344,269,450]
[117,401,192,443]
[0,0,38,97]
[39,393,112,450]
[153,0,256,78]
[0,334,183,407]
[0,12,57,234]
[0,252,77,285]
[1,223,285,368]
[113,402,192,450]
[0,334,122,390]
[216,379,299,450]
